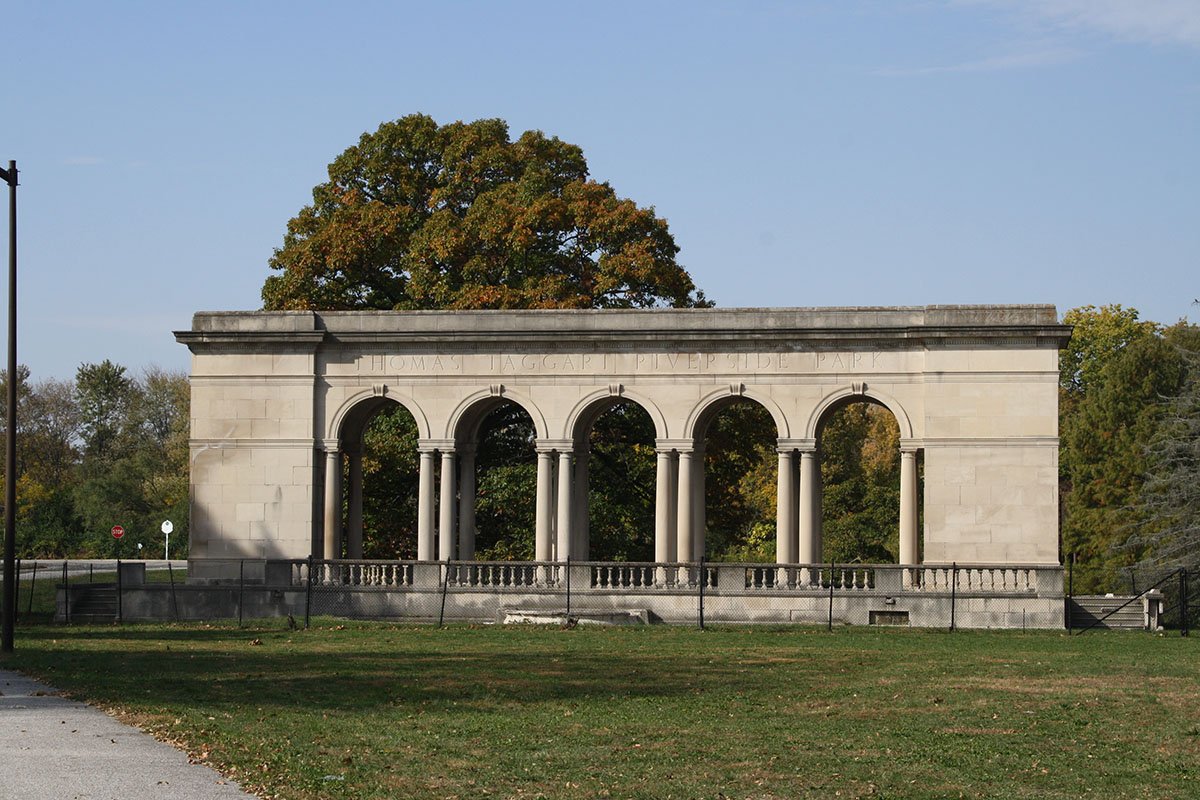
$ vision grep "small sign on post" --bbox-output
[162,520,173,561]
[111,524,124,559]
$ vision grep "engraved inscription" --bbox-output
[359,350,887,375]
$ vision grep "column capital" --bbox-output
[535,438,574,454]
[420,438,455,453]
[321,439,340,454]
[654,438,692,452]
[899,438,923,454]
[777,437,816,453]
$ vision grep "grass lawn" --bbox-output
[2,621,1198,799]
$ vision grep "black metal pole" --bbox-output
[1066,553,1074,633]
[116,558,123,624]
[27,560,36,615]
[698,557,705,630]
[168,562,179,622]
[238,559,244,627]
[63,561,69,625]
[304,555,312,629]
[1181,568,1189,638]
[438,559,450,627]
[1,160,16,652]
[950,562,957,632]
[565,555,571,621]
[827,561,834,631]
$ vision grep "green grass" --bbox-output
[2,623,1198,799]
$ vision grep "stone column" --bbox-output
[534,448,555,563]
[346,449,364,560]
[556,450,574,562]
[899,448,919,566]
[654,449,675,565]
[813,450,823,561]
[667,456,678,562]
[573,447,590,560]
[322,447,341,560]
[693,446,706,561]
[676,449,695,563]
[775,448,797,564]
[798,448,817,571]
[439,450,457,562]
[457,446,476,561]
[417,448,436,561]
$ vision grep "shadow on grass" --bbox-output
[6,622,840,715]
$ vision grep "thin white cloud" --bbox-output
[980,0,1200,49]
[63,156,104,166]
[875,46,1081,76]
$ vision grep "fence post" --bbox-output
[13,557,19,622]
[1181,568,1190,638]
[827,561,835,631]
[698,557,706,630]
[238,560,244,627]
[63,561,70,624]
[117,558,123,624]
[1066,553,1074,633]
[304,555,313,629]
[27,561,37,615]
[168,562,179,621]
[438,559,450,628]
[949,562,957,632]
[565,555,571,621]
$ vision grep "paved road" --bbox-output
[14,559,188,580]
[0,670,258,799]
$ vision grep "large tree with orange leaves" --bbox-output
[263,114,705,311]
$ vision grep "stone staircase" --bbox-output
[66,584,118,623]
[1069,596,1148,630]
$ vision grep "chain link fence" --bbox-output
[31,558,1067,631]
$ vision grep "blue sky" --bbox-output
[5,0,1199,379]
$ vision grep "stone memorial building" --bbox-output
[177,305,1070,570]
[173,305,1072,627]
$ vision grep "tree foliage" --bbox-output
[0,364,189,558]
[1129,347,1200,569]
[263,114,705,312]
[1058,305,1200,591]
[819,404,902,564]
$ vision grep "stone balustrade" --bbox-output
[267,559,1061,598]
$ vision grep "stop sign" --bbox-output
[111,525,125,540]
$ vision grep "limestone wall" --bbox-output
[177,306,1071,569]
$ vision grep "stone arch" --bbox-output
[804,385,913,441]
[563,388,668,442]
[328,388,431,444]
[683,385,789,441]
[445,387,549,442]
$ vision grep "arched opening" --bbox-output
[454,399,538,560]
[812,398,921,564]
[570,398,657,561]
[691,398,779,561]
[335,397,421,559]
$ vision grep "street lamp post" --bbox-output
[1,160,17,653]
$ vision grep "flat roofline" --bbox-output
[177,305,1072,350]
